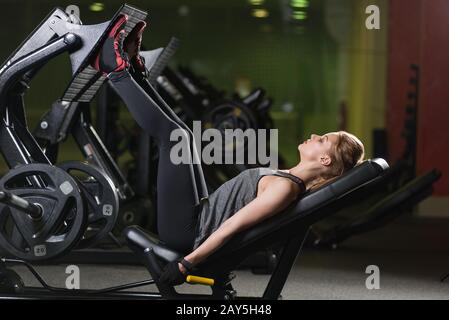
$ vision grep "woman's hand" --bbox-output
[159,261,187,286]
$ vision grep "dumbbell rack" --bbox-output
[311,64,443,249]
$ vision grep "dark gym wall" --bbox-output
[388,0,449,198]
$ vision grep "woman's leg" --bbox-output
[109,70,205,252]
[130,71,209,199]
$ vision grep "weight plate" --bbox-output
[113,196,155,236]
[202,102,259,159]
[203,102,258,132]
[0,163,87,261]
[58,161,119,248]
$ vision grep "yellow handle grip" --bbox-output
[186,275,215,286]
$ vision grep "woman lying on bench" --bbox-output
[92,15,365,285]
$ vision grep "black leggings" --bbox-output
[109,71,208,253]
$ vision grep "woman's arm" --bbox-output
[181,178,299,270]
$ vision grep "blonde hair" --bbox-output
[310,131,365,191]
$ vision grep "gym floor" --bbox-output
[10,216,449,300]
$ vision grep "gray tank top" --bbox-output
[193,167,305,249]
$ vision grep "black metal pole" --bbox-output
[0,191,42,219]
